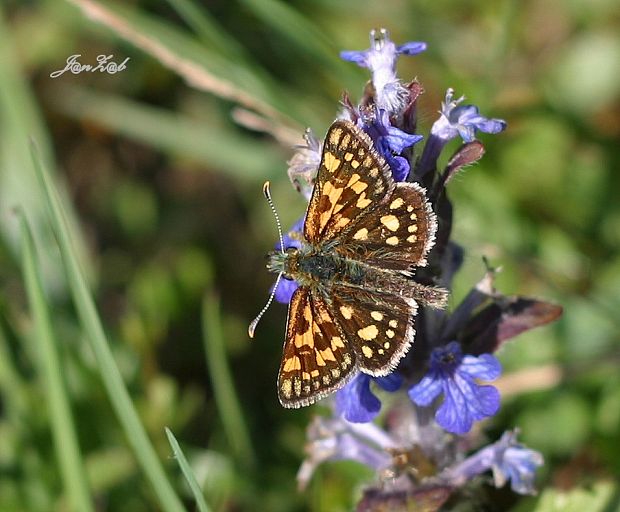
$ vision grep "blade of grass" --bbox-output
[0,323,30,422]
[239,0,359,85]
[202,292,255,469]
[0,10,91,294]
[165,427,212,512]
[164,0,248,61]
[29,144,186,512]
[47,84,285,178]
[19,211,94,512]
[65,0,313,128]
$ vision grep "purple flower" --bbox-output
[444,430,544,495]
[341,28,426,113]
[408,341,501,434]
[297,415,397,490]
[336,373,403,423]
[274,217,304,304]
[287,128,321,200]
[363,109,423,181]
[431,88,506,143]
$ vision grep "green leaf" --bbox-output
[19,212,94,512]
[165,428,212,512]
[49,84,284,179]
[30,144,186,512]
[202,292,255,468]
[0,10,91,294]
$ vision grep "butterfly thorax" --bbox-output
[267,245,366,289]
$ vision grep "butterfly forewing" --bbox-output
[329,286,417,376]
[304,121,394,244]
[278,287,358,408]
[337,182,437,270]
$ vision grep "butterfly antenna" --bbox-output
[248,272,282,338]
[263,181,285,255]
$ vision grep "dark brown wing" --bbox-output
[336,181,437,271]
[304,120,394,244]
[329,284,417,376]
[278,287,358,408]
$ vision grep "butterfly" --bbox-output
[266,120,447,408]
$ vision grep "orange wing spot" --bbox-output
[331,336,345,350]
[346,173,361,186]
[386,236,399,246]
[369,167,379,178]
[351,160,360,169]
[356,192,372,209]
[302,371,310,380]
[344,152,354,161]
[329,127,343,145]
[350,180,368,194]
[340,133,351,148]
[353,227,369,240]
[339,305,353,319]
[389,320,398,328]
[311,369,320,378]
[362,345,373,358]
[357,325,379,340]
[371,311,384,321]
[295,330,314,349]
[380,215,400,232]
[386,329,395,338]
[390,197,404,209]
[408,225,418,232]
[283,356,301,372]
[407,235,418,243]
[281,379,292,398]
[323,151,341,173]
[315,349,327,367]
[334,217,350,229]
[320,348,337,362]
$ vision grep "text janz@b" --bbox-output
[50,54,130,78]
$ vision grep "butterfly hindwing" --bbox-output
[329,285,417,376]
[337,182,437,271]
[304,120,394,244]
[278,287,358,408]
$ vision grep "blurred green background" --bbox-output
[0,0,619,510]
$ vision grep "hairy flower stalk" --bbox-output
[272,29,562,510]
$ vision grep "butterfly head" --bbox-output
[267,247,300,281]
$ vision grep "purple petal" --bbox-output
[339,50,369,66]
[456,124,476,143]
[454,372,501,419]
[375,373,403,392]
[444,429,544,495]
[336,374,381,423]
[476,118,507,134]
[436,379,473,434]
[451,105,480,124]
[274,278,298,304]
[397,41,427,55]
[460,353,502,381]
[500,445,544,494]
[385,126,423,153]
[408,372,443,406]
[387,155,410,182]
